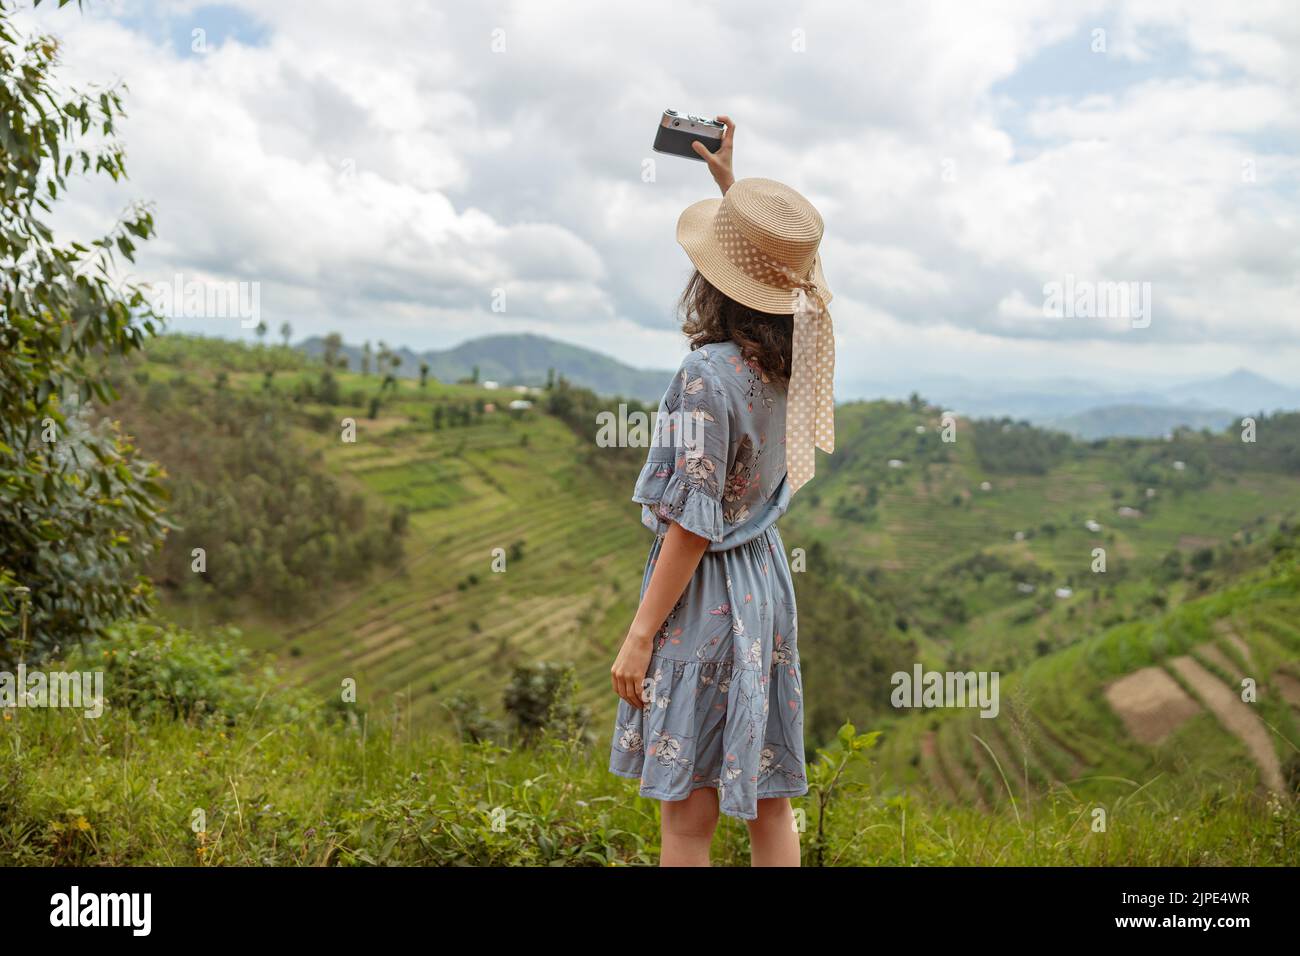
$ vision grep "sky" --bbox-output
[20,0,1300,397]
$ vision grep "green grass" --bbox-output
[2,624,1294,866]
[110,335,1300,845]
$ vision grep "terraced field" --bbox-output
[873,565,1300,807]
[783,400,1300,684]
[111,356,650,728]
[138,340,1299,805]
[234,387,651,726]
[790,402,1300,579]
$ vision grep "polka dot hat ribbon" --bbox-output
[709,194,836,495]
[786,277,835,495]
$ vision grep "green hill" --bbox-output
[298,332,672,402]
[1042,403,1238,439]
[100,335,1300,819]
[110,336,899,744]
[871,547,1300,812]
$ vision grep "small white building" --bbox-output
[1116,506,1142,518]
[482,380,500,390]
[1055,587,1073,599]
[508,399,533,411]
[888,459,905,469]
[1085,519,1102,533]
[979,481,992,491]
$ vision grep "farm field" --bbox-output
[116,336,1300,813]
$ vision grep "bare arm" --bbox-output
[610,521,711,710]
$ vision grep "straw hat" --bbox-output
[676,177,835,494]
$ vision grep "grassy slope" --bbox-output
[871,558,1300,807]
[4,626,1293,866]
[135,338,1300,813]
[789,400,1300,577]
[160,363,649,730]
[782,400,1300,807]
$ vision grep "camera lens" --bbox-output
[672,120,680,126]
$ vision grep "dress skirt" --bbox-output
[608,523,808,821]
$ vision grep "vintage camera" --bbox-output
[652,109,725,162]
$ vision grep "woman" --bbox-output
[608,117,837,866]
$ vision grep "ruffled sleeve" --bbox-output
[632,349,731,542]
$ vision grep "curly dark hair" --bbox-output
[678,269,792,385]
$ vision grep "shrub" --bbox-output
[502,661,590,745]
[66,621,309,726]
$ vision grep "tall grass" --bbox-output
[1,622,1293,866]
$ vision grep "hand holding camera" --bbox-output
[653,110,736,195]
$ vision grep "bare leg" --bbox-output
[746,797,800,867]
[660,788,719,867]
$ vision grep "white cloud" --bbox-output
[19,0,1300,384]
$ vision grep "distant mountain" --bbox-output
[299,332,1297,430]
[909,383,1172,420]
[299,333,672,402]
[851,367,1298,438]
[1041,403,1239,440]
[1160,368,1300,414]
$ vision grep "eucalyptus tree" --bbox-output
[0,0,168,655]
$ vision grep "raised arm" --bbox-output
[691,114,735,195]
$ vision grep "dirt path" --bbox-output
[1272,672,1300,708]
[1196,644,1240,678]
[975,722,1026,797]
[921,731,960,803]
[1213,619,1256,670]
[967,730,1005,806]
[936,729,988,811]
[1029,713,1087,778]
[1168,656,1286,793]
[1104,666,1201,745]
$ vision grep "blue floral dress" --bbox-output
[608,340,808,821]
